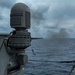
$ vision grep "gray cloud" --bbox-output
[0,0,75,37]
[50,5,75,20]
[28,0,75,38]
[0,25,12,32]
[0,0,15,8]
[0,15,3,20]
[31,4,49,25]
[0,0,16,32]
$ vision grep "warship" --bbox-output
[0,2,75,75]
[0,3,31,75]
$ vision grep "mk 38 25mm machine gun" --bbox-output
[0,3,31,75]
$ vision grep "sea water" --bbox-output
[24,38,75,75]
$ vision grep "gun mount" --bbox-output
[0,3,31,75]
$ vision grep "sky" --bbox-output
[0,0,75,38]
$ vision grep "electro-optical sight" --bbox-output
[10,3,30,30]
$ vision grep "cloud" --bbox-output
[0,0,15,8]
[28,0,75,38]
[0,0,16,32]
[31,4,49,21]
[0,0,75,38]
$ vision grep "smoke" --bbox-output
[50,28,69,38]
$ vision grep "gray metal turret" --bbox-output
[0,3,31,75]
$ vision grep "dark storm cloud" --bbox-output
[0,0,16,32]
[0,0,75,37]
[0,15,3,20]
[44,25,59,30]
[0,25,11,32]
[50,5,75,20]
[31,4,49,24]
[32,5,49,20]
[0,0,15,8]
[30,4,50,37]
[28,0,75,38]
[0,26,8,30]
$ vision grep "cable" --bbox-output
[0,39,5,51]
[68,65,75,75]
[29,60,75,63]
[0,31,13,51]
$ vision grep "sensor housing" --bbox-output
[10,3,30,30]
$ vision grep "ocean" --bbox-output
[24,38,75,75]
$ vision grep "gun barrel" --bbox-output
[31,38,43,40]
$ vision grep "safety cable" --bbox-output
[0,39,5,51]
[68,65,75,75]
[29,60,75,63]
[0,31,13,51]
